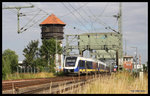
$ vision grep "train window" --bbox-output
[100,64,105,69]
[86,61,92,69]
[92,62,98,69]
[102,65,104,69]
[65,57,77,67]
[78,60,85,67]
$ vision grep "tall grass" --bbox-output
[3,72,55,80]
[76,72,148,94]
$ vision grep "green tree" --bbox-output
[2,56,11,79]
[33,57,47,72]
[2,49,18,79]
[39,38,62,73]
[23,40,39,67]
[3,49,18,73]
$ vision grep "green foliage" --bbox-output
[39,38,62,59]
[34,58,47,67]
[3,49,18,73]
[3,72,55,80]
[2,56,11,79]
[2,49,19,79]
[23,40,39,67]
[22,38,62,73]
[39,38,62,73]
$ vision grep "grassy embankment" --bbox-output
[75,71,148,94]
[3,71,148,94]
[3,72,55,80]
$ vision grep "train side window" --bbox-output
[86,61,92,69]
[78,60,85,67]
[100,64,102,68]
[82,61,85,67]
[100,64,104,69]
[92,62,97,69]
[78,60,82,67]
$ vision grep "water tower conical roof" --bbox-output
[40,13,66,26]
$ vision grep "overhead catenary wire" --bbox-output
[86,3,118,33]
[86,5,107,27]
[98,3,109,17]
[61,3,90,34]
[68,2,97,34]
[68,3,91,24]
[22,2,90,34]
[61,2,91,33]
[61,2,109,55]
[74,3,96,33]
[82,3,108,32]
[61,2,94,35]
[21,14,49,32]
[20,9,42,31]
[60,3,88,18]
[2,4,17,15]
[3,3,40,25]
[29,2,50,15]
[74,3,109,33]
[19,2,50,32]
[61,2,93,49]
[79,3,117,58]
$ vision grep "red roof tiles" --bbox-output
[40,13,66,25]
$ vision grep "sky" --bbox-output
[2,2,148,64]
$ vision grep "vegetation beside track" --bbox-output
[74,71,148,94]
[3,72,55,80]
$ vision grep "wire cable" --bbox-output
[19,2,50,32]
[68,3,90,24]
[21,9,42,31]
[98,3,109,17]
[30,2,50,15]
[76,4,96,33]
[62,2,91,33]
[2,4,17,15]
[60,3,88,18]
[86,4,118,33]
[21,14,48,32]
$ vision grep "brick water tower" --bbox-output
[39,13,66,71]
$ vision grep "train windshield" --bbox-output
[65,57,77,67]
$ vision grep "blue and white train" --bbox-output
[63,56,110,75]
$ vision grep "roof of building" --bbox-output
[40,13,66,25]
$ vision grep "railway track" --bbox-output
[2,76,75,91]
[2,73,111,94]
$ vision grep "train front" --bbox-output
[63,56,79,75]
